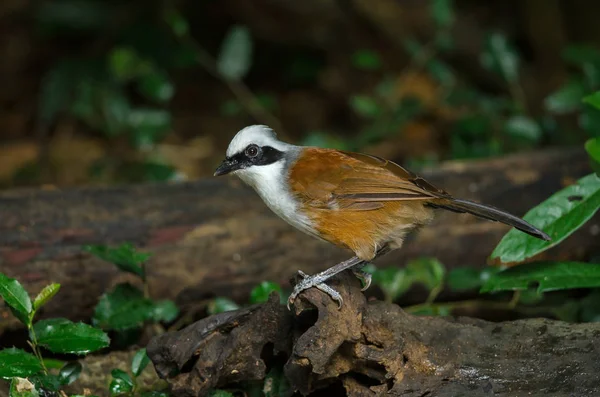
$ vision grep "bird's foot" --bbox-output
[287,270,343,310]
[352,268,372,291]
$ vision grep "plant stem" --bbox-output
[27,321,48,374]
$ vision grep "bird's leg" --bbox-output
[287,246,392,310]
[287,256,363,309]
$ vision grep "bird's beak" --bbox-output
[214,158,240,176]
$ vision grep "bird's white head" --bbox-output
[214,125,298,188]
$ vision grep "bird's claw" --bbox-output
[287,270,343,310]
[352,268,372,291]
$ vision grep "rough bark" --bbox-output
[0,148,597,333]
[147,272,600,396]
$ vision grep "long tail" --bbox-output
[429,198,551,241]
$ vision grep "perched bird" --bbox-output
[214,125,550,309]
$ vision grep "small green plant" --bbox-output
[0,273,109,395]
[108,348,163,397]
[84,244,179,334]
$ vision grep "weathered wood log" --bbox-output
[0,147,597,332]
[147,273,600,396]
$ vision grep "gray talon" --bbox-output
[352,269,372,291]
[286,270,344,310]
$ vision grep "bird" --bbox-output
[214,125,551,309]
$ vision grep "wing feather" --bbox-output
[289,148,449,211]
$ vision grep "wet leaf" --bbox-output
[0,348,43,379]
[131,348,150,377]
[33,283,61,311]
[0,273,32,325]
[405,258,446,291]
[585,137,600,176]
[29,373,62,392]
[110,369,134,396]
[481,261,600,293]
[33,318,110,355]
[58,362,82,385]
[491,173,600,264]
[217,25,253,81]
[365,265,411,302]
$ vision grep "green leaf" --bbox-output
[131,348,150,377]
[42,359,65,370]
[491,173,600,264]
[250,281,282,304]
[579,105,600,138]
[109,47,143,82]
[93,283,155,330]
[112,369,134,387]
[544,78,586,114]
[447,267,502,291]
[352,50,382,70]
[84,244,149,279]
[349,95,381,118]
[10,378,39,397]
[405,258,446,291]
[583,91,600,110]
[586,138,600,176]
[33,318,110,355]
[208,297,239,315]
[217,25,253,81]
[110,369,134,396]
[29,374,62,392]
[164,9,189,38]
[431,0,454,28]
[503,115,542,142]
[480,32,520,83]
[0,273,32,325]
[365,265,412,302]
[137,71,174,103]
[58,362,82,385]
[33,283,61,311]
[481,262,600,293]
[0,348,43,379]
[263,366,293,397]
[151,300,179,323]
[140,392,170,397]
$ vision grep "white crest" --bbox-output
[226,125,292,157]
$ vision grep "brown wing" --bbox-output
[289,148,450,211]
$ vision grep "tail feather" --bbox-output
[429,198,551,241]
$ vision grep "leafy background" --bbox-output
[1,0,599,187]
[1,1,600,397]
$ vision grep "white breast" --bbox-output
[236,161,318,237]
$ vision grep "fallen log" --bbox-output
[147,272,600,396]
[0,147,597,331]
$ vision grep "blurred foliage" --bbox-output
[1,0,598,188]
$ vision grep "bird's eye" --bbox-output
[245,144,259,158]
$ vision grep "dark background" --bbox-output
[1,0,599,188]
